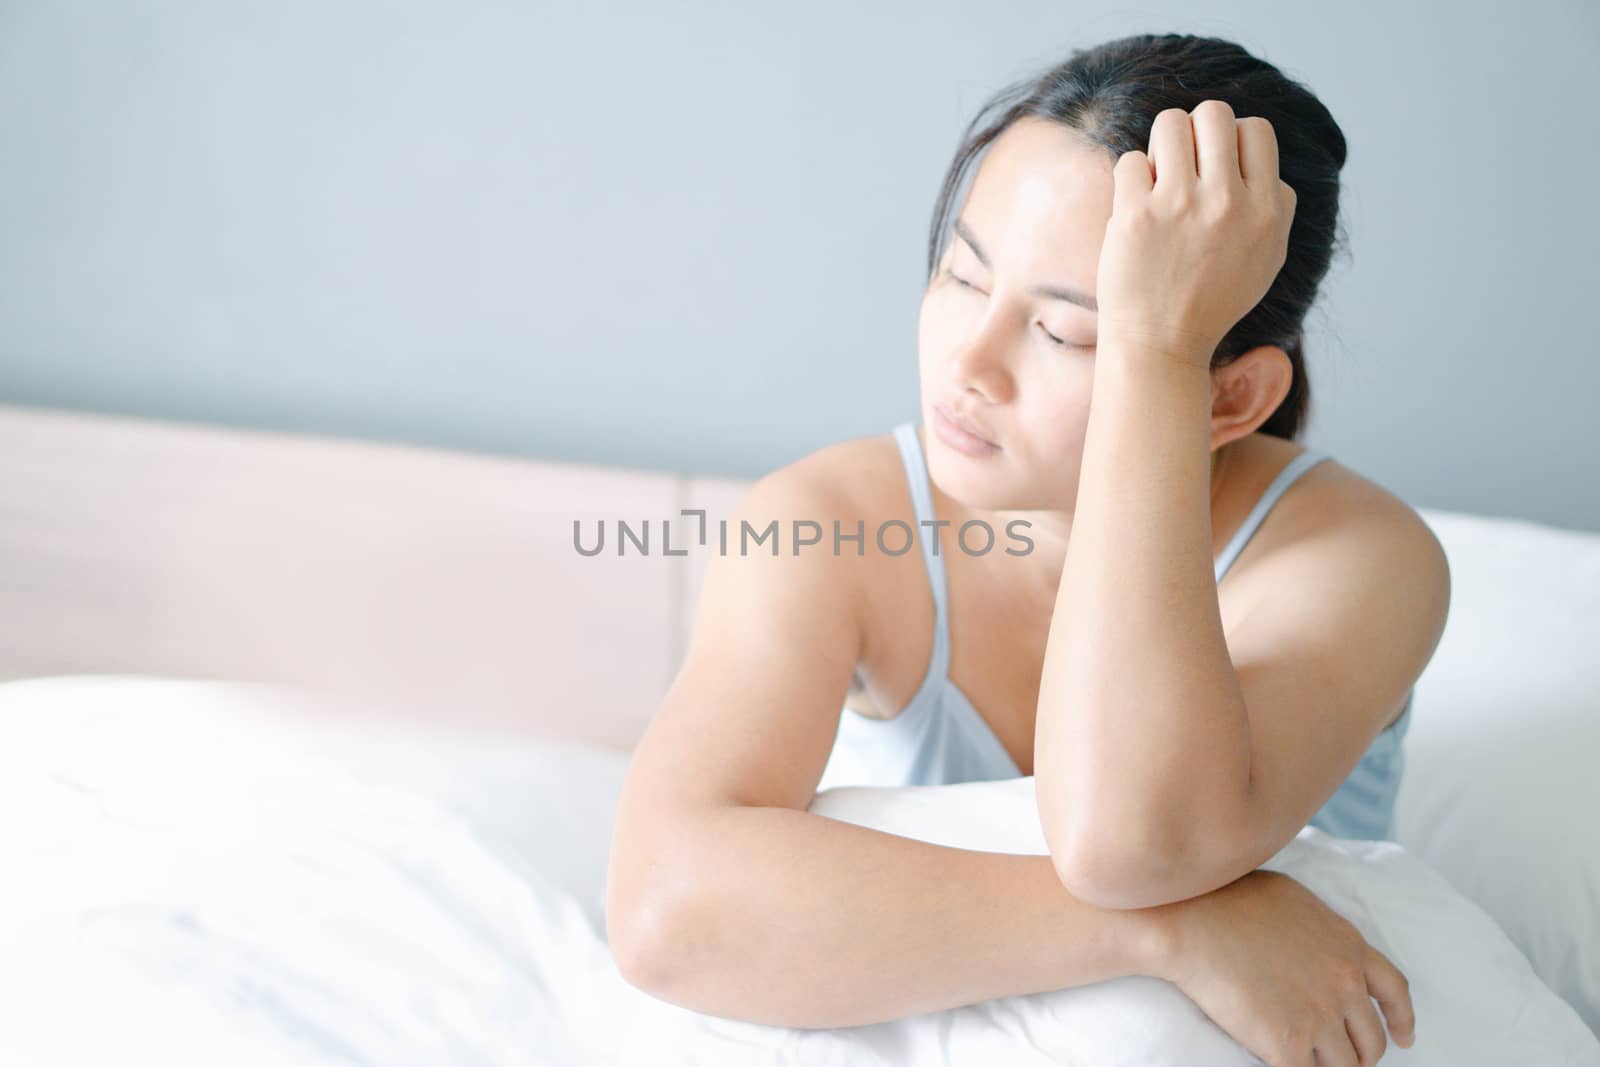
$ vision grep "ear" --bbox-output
[1208,345,1294,448]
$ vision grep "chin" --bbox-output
[930,447,1081,515]
[925,448,1019,512]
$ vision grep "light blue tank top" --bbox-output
[815,421,1414,843]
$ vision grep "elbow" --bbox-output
[1049,824,1187,911]
[606,849,706,996]
[1038,784,1193,909]
[606,817,717,996]
[1051,841,1147,911]
[608,886,687,995]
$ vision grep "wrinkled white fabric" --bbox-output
[1,675,1596,1067]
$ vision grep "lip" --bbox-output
[932,403,1001,456]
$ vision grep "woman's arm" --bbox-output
[1036,352,1249,883]
[1036,108,1301,886]
[615,802,1170,1028]
[615,799,1420,1067]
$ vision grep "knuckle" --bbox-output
[1121,203,1157,230]
[1272,1035,1309,1067]
[1196,98,1235,119]
[1209,187,1245,218]
[1280,1016,1312,1048]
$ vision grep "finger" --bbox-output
[1190,100,1241,186]
[1362,945,1416,1048]
[1344,999,1388,1067]
[1147,107,1197,191]
[1237,115,1280,195]
[1111,149,1153,215]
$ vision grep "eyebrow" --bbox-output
[952,217,1099,313]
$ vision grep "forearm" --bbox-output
[1036,349,1252,868]
[624,804,1172,1029]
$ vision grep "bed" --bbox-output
[1,400,1596,1065]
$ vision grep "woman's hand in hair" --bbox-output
[1094,99,1298,371]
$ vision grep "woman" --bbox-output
[608,32,1446,1067]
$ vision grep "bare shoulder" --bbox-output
[1302,451,1448,569]
[1332,457,1452,616]
[1233,439,1451,642]
[761,429,907,516]
[1232,437,1441,556]
[712,427,907,606]
[731,429,910,554]
[1218,442,1451,733]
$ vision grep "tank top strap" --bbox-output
[892,422,953,681]
[1215,445,1335,582]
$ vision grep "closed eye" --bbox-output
[947,269,1087,349]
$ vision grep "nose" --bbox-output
[947,314,1015,405]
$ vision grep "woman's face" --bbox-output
[917,116,1121,513]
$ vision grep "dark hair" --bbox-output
[926,33,1349,441]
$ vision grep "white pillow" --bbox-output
[611,776,1600,1066]
[1403,509,1600,1034]
[304,709,632,939]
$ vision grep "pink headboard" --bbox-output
[0,402,748,751]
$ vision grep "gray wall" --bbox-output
[2,1,1597,531]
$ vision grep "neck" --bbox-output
[965,440,1235,601]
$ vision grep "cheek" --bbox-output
[918,286,972,352]
[916,299,966,393]
[1021,362,1094,428]
[1018,388,1093,467]
[915,295,939,373]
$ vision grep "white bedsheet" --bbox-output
[0,678,631,1066]
[2,676,1597,1066]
